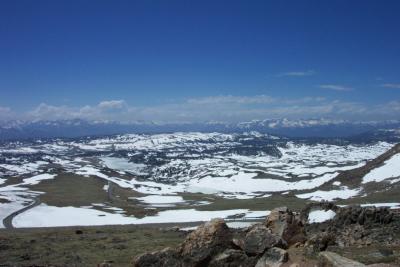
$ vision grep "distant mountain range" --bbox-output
[0,119,399,140]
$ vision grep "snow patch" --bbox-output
[296,187,361,201]
[13,204,268,227]
[136,195,185,204]
[308,209,336,223]
[101,157,148,175]
[362,153,400,184]
[22,173,56,186]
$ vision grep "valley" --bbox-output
[1,132,399,229]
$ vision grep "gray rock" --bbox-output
[333,206,393,227]
[255,247,289,267]
[238,224,286,255]
[265,207,306,246]
[180,218,232,266]
[305,232,336,253]
[208,249,257,267]
[132,247,181,267]
[319,251,366,267]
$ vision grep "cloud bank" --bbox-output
[1,95,398,124]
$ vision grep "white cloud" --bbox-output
[381,83,400,89]
[319,84,354,91]
[186,95,277,105]
[27,100,129,121]
[98,100,126,109]
[377,101,400,113]
[278,70,316,77]
[29,103,81,121]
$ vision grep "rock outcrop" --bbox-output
[332,205,393,227]
[133,204,399,267]
[133,208,299,267]
[265,207,306,246]
[305,204,400,251]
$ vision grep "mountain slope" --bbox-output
[334,143,400,187]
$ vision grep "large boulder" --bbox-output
[265,207,306,246]
[179,218,233,266]
[208,249,257,267]
[132,247,181,267]
[235,224,286,255]
[255,247,289,267]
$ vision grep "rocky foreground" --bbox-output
[133,203,400,267]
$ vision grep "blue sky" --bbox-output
[0,0,399,122]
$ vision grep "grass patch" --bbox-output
[30,173,109,207]
[29,173,158,218]
[180,192,309,212]
[0,225,185,267]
